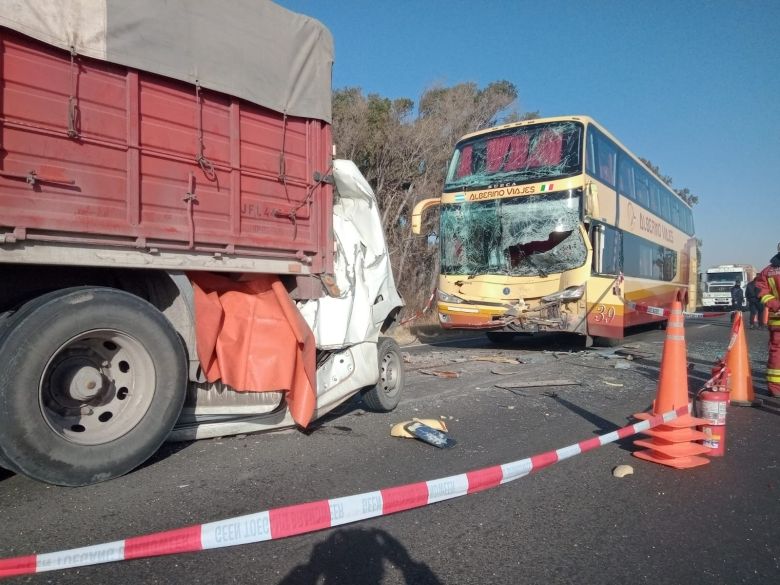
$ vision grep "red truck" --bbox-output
[0,1,404,486]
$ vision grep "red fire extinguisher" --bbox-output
[697,362,730,457]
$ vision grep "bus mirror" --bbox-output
[411,197,442,235]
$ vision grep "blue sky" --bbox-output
[280,0,779,272]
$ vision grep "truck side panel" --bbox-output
[0,30,333,274]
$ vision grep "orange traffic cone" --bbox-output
[633,300,710,469]
[725,312,756,406]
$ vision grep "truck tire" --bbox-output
[0,287,187,486]
[362,337,405,412]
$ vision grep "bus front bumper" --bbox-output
[437,300,584,334]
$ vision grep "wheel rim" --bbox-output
[39,329,156,445]
[379,347,401,397]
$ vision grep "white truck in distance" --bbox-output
[701,264,756,308]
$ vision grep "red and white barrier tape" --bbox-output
[624,300,727,320]
[399,289,436,325]
[0,404,691,579]
[613,273,727,319]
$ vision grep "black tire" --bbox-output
[0,287,187,486]
[486,331,517,344]
[362,337,405,412]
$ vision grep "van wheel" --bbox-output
[362,337,405,412]
[0,287,187,486]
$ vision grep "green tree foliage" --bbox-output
[332,81,527,308]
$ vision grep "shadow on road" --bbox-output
[277,527,443,585]
[548,395,646,453]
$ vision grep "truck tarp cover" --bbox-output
[0,0,333,122]
[189,273,317,427]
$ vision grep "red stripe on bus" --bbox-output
[466,466,504,493]
[380,482,429,515]
[124,525,203,560]
[269,501,332,539]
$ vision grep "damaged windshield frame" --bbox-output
[439,190,588,277]
[443,121,584,192]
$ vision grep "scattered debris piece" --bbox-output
[604,381,624,387]
[496,379,581,389]
[391,418,448,438]
[404,421,456,449]
[612,464,634,478]
[613,361,631,370]
[473,356,521,365]
[419,369,460,378]
[402,352,412,363]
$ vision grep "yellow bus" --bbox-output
[412,115,697,345]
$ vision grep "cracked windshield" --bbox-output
[440,121,586,277]
[440,191,587,277]
[443,121,582,192]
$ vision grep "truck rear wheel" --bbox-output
[0,287,187,486]
[362,337,405,412]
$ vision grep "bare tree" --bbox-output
[331,81,526,311]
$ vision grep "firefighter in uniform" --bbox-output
[756,243,780,397]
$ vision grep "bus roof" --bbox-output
[457,115,693,210]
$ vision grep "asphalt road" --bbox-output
[1,317,778,584]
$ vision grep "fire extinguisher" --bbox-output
[697,361,730,456]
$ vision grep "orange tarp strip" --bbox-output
[188,273,317,427]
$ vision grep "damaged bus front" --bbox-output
[415,119,591,339]
[412,116,697,344]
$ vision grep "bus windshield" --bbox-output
[440,192,587,277]
[444,121,583,192]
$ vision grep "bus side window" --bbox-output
[649,183,661,214]
[595,134,616,186]
[634,168,650,208]
[586,131,596,176]
[617,153,634,199]
[671,199,680,229]
[591,223,621,275]
[660,190,671,222]
[664,249,678,281]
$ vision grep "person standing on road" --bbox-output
[756,244,780,397]
[730,281,744,312]
[746,277,764,329]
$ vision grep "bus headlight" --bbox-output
[541,285,585,304]
[438,290,466,304]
